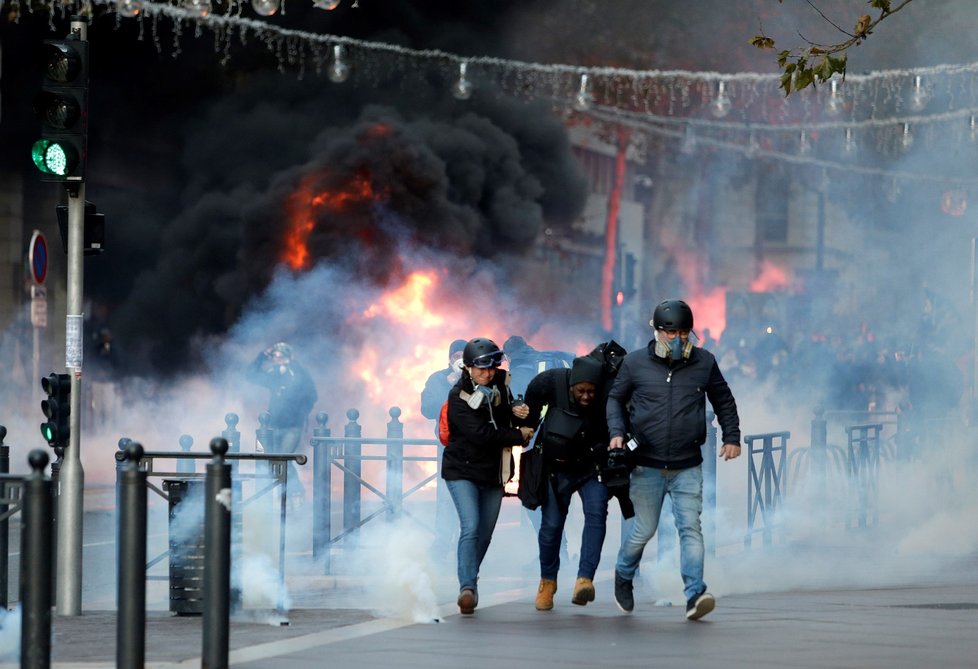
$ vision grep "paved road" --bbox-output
[11,578,978,668]
[2,485,977,668]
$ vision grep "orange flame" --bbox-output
[750,260,792,292]
[282,172,377,270]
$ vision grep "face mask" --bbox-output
[654,334,692,360]
[466,384,497,409]
[278,365,289,375]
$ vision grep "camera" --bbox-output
[599,447,631,489]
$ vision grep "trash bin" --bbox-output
[163,478,205,615]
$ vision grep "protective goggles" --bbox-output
[469,350,504,368]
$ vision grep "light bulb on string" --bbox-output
[710,80,731,118]
[900,122,914,151]
[452,62,473,101]
[183,0,210,17]
[680,125,696,155]
[745,131,758,158]
[825,79,844,117]
[909,75,930,112]
[251,0,279,16]
[327,44,349,83]
[572,73,593,112]
[843,128,857,157]
[116,0,142,16]
[796,131,811,155]
[312,0,341,9]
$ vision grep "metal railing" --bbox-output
[745,431,790,547]
[114,432,306,615]
[846,423,883,529]
[310,408,441,573]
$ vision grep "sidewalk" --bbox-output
[17,577,978,668]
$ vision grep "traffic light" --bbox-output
[40,372,71,448]
[31,37,89,182]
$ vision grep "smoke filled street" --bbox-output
[3,0,978,666]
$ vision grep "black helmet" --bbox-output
[652,300,694,331]
[463,338,504,368]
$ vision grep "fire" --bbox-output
[281,171,377,270]
[362,271,445,329]
[750,260,792,292]
[688,287,727,343]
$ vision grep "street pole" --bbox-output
[56,17,88,616]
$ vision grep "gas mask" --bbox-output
[466,384,500,409]
[654,334,692,360]
[278,364,289,375]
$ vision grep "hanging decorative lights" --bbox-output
[327,44,350,83]
[825,79,844,117]
[710,81,731,119]
[251,0,279,17]
[572,73,593,112]
[452,62,473,101]
[909,75,930,112]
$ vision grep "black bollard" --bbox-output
[311,413,331,565]
[176,435,194,474]
[21,449,52,669]
[223,413,243,614]
[202,437,232,669]
[117,443,147,669]
[0,426,8,609]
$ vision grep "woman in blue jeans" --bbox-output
[441,338,534,615]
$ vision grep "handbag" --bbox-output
[517,439,547,510]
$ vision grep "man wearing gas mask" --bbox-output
[246,342,318,502]
[607,300,741,621]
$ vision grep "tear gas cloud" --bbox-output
[2,1,978,617]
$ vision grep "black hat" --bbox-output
[569,356,603,386]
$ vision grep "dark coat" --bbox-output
[607,341,740,470]
[441,371,524,486]
[246,354,318,430]
[524,368,607,475]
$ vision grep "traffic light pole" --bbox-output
[57,18,87,617]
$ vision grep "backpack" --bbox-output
[437,400,450,446]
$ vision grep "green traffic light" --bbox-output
[40,423,55,443]
[31,139,75,176]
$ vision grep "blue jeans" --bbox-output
[445,479,504,592]
[539,473,609,580]
[615,465,705,601]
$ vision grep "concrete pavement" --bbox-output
[10,578,977,668]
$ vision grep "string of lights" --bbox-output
[581,103,978,187]
[11,0,978,183]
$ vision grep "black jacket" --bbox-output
[524,368,607,475]
[245,354,318,430]
[607,342,740,470]
[441,372,524,486]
